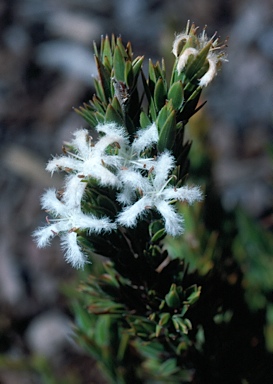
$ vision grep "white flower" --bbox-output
[117,122,158,170]
[172,20,191,57]
[115,123,159,204]
[116,152,202,236]
[46,124,127,187]
[33,189,116,268]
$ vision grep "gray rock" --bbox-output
[25,310,73,358]
[35,40,97,83]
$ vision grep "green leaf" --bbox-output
[116,332,130,361]
[154,61,165,81]
[94,56,112,102]
[141,70,157,122]
[172,316,189,334]
[102,35,113,67]
[184,285,201,305]
[140,111,152,128]
[165,284,181,309]
[148,59,157,87]
[184,41,211,80]
[151,228,166,243]
[111,95,123,116]
[74,106,97,127]
[157,358,180,376]
[156,104,169,130]
[116,36,128,59]
[159,312,171,326]
[113,45,125,82]
[124,60,134,88]
[97,195,118,216]
[95,111,105,124]
[154,77,167,112]
[126,41,133,60]
[168,81,184,111]
[93,77,106,104]
[105,104,124,125]
[158,110,176,152]
[132,56,144,77]
[95,315,111,347]
[102,54,112,73]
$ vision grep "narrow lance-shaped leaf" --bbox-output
[154,77,167,112]
[105,104,124,126]
[168,81,184,111]
[94,56,112,102]
[157,109,176,152]
[124,60,134,88]
[102,35,113,67]
[113,45,125,82]
[140,110,152,128]
[132,55,144,78]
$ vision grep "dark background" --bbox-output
[0,0,272,382]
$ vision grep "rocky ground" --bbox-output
[0,0,272,383]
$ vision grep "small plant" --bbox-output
[34,21,273,384]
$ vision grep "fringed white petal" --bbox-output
[46,156,80,174]
[117,197,149,227]
[33,223,59,248]
[132,123,159,155]
[116,185,135,205]
[199,57,217,87]
[73,211,116,233]
[72,129,90,158]
[177,47,198,74]
[63,175,87,209]
[61,232,87,269]
[155,200,184,236]
[172,32,189,57]
[153,152,175,189]
[163,186,203,204]
[41,189,65,215]
[96,122,127,141]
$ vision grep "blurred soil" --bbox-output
[0,0,272,383]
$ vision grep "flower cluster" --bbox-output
[172,22,228,87]
[34,122,202,268]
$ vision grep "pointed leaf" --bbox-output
[102,35,112,67]
[126,41,133,60]
[151,228,166,243]
[158,110,176,152]
[185,41,211,80]
[105,104,124,125]
[154,77,167,112]
[165,284,181,308]
[95,111,106,124]
[141,70,157,121]
[111,95,123,116]
[156,104,168,130]
[113,45,125,82]
[132,56,144,77]
[168,81,184,110]
[140,110,152,128]
[74,107,97,127]
[116,36,128,59]
[94,56,111,102]
[124,60,134,88]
